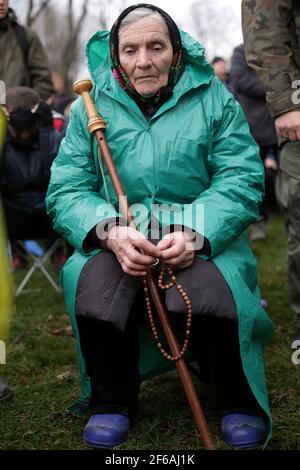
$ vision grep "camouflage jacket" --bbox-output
[242,0,300,117]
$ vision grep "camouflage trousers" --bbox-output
[276,142,300,327]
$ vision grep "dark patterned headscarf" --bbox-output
[109,3,185,110]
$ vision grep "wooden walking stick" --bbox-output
[74,79,214,450]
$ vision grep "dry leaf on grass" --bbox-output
[56,371,71,382]
[51,326,74,336]
[47,314,69,322]
[65,326,73,337]
[51,327,65,336]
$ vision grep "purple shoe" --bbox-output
[221,414,267,448]
[83,414,129,449]
[260,298,268,309]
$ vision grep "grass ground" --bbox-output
[0,216,299,450]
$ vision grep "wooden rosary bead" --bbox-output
[144,267,193,361]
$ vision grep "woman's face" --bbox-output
[118,16,173,98]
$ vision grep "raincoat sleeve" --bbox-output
[46,99,123,253]
[164,81,264,258]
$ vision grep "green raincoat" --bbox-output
[46,30,274,444]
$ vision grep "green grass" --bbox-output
[0,217,299,450]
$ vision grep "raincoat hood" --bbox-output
[86,29,214,98]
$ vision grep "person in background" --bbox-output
[230,44,279,241]
[0,86,65,270]
[0,0,53,101]
[51,92,76,120]
[211,56,233,92]
[242,0,300,343]
[51,92,76,133]
[211,56,228,83]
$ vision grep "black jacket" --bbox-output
[230,44,277,147]
[1,126,62,215]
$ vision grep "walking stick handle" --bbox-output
[73,79,106,134]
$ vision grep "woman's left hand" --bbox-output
[156,231,196,270]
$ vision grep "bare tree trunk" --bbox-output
[93,0,127,30]
[60,0,89,91]
[26,0,34,26]
[28,0,129,93]
[98,0,107,30]
[191,0,236,60]
[26,0,52,27]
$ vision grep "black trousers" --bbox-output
[76,288,263,420]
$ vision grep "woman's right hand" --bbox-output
[105,225,161,277]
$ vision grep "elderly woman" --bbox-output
[46,4,274,449]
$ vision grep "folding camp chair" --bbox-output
[9,238,63,296]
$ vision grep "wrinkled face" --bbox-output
[118,16,173,97]
[0,0,9,20]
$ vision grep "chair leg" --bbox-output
[15,238,63,296]
[41,238,62,262]
[39,263,62,292]
[15,263,37,296]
